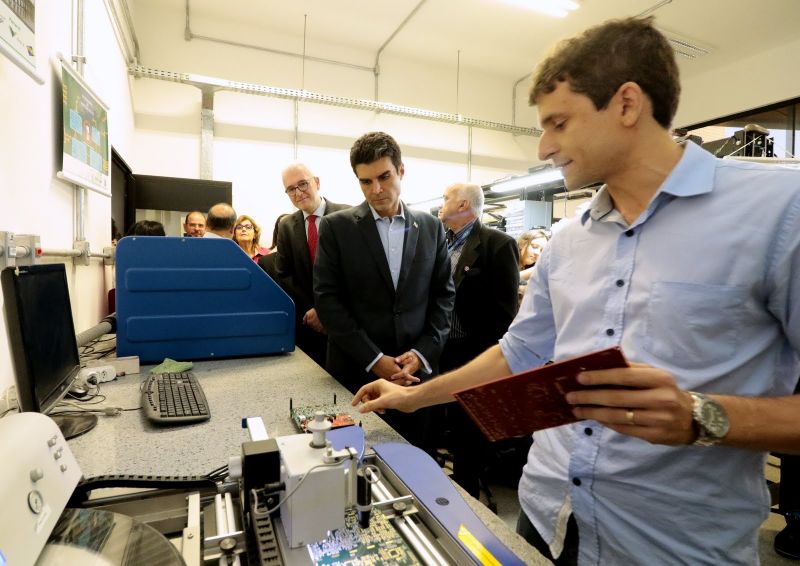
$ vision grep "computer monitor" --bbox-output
[1,264,97,438]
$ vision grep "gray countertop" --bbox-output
[68,348,544,564]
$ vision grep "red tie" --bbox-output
[307,215,318,264]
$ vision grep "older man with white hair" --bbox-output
[437,182,519,498]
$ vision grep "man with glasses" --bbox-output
[203,203,237,239]
[274,163,349,367]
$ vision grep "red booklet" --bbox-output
[453,347,628,442]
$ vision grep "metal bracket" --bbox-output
[73,240,91,266]
[102,246,116,266]
[0,231,16,270]
[14,234,42,266]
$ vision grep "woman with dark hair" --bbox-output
[233,214,269,261]
[269,214,290,253]
[258,214,290,278]
[126,220,166,236]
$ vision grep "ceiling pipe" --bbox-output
[103,0,140,65]
[373,0,427,102]
[179,0,540,136]
[131,65,540,137]
[511,72,531,130]
[183,0,372,73]
[637,0,673,17]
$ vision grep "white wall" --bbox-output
[675,35,800,128]
[129,3,541,246]
[128,3,800,250]
[0,1,136,398]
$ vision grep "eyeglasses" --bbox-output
[285,179,313,196]
[235,224,254,231]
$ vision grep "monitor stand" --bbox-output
[52,414,98,440]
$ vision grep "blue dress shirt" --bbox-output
[500,141,800,565]
[365,203,432,374]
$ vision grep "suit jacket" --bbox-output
[257,251,278,279]
[273,200,350,322]
[314,201,455,389]
[446,220,519,357]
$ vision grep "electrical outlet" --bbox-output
[87,356,139,376]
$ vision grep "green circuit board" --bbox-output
[308,508,421,566]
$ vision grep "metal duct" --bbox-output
[130,65,542,137]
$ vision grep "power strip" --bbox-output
[79,365,117,385]
[86,356,140,377]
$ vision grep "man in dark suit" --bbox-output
[437,182,520,498]
[314,132,455,446]
[272,163,349,367]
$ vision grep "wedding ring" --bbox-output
[625,409,636,425]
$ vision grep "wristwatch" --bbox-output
[688,392,730,446]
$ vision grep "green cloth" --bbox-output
[150,358,193,374]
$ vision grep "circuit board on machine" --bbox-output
[290,403,356,433]
[308,509,420,565]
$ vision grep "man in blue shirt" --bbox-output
[352,17,800,565]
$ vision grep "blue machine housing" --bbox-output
[116,236,295,363]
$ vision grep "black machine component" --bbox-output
[735,124,775,157]
[242,439,281,513]
[702,123,775,158]
[356,468,372,529]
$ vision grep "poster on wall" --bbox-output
[0,0,43,84]
[57,55,112,197]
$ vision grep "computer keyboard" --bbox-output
[141,371,210,425]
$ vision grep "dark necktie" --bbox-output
[446,229,456,246]
[307,215,319,263]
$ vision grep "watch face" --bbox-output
[700,400,730,438]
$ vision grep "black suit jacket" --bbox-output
[314,201,455,389]
[272,199,349,365]
[257,251,278,279]
[445,221,519,362]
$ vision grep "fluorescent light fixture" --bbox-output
[489,167,564,193]
[503,0,580,18]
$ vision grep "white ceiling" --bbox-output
[133,0,800,81]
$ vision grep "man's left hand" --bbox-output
[390,351,422,386]
[566,362,696,445]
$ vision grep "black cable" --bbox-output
[207,464,228,477]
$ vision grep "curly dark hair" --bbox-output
[529,16,680,129]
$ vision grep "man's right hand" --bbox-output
[352,379,417,414]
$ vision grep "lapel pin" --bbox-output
[464,266,470,271]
